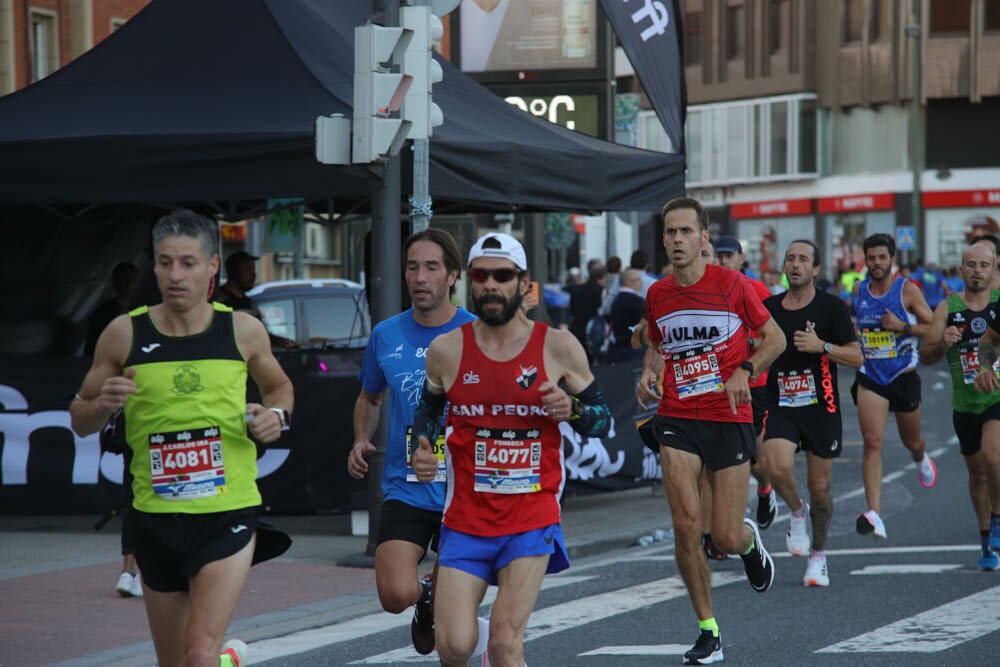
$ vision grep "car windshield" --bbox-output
[302,294,369,345]
[257,299,296,341]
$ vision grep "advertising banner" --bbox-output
[599,0,686,154]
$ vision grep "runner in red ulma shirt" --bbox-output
[636,197,786,665]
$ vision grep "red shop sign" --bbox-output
[923,189,1000,208]
[817,193,895,213]
[729,198,814,219]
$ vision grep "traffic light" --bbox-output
[352,23,413,164]
[400,5,444,140]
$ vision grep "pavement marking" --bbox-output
[628,543,981,563]
[351,572,747,664]
[852,564,963,574]
[817,584,1000,653]
[578,645,692,656]
[246,575,594,663]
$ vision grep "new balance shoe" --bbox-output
[756,486,778,529]
[803,552,829,587]
[116,572,141,598]
[702,533,727,561]
[683,629,723,665]
[917,454,937,488]
[978,548,1000,572]
[411,573,435,655]
[220,638,248,667]
[990,515,1000,550]
[785,501,811,557]
[740,517,774,592]
[856,510,887,539]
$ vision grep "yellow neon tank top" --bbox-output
[123,303,262,513]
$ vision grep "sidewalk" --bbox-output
[0,484,673,667]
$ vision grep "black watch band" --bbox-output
[739,360,754,374]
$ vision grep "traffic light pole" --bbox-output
[409,1,431,233]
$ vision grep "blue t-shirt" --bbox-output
[855,277,918,385]
[359,307,476,511]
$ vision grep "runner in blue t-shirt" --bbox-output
[347,229,475,655]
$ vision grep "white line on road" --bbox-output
[351,572,747,664]
[852,564,963,574]
[247,575,594,663]
[579,645,691,656]
[817,584,1000,653]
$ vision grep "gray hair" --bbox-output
[151,209,219,260]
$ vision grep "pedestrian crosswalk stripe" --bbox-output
[351,572,745,664]
[246,575,594,663]
[853,564,962,575]
[579,645,691,656]
[817,584,1000,653]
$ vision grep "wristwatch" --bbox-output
[902,323,912,334]
[268,407,291,430]
[739,360,754,374]
[823,342,833,354]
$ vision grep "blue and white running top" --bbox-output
[855,276,918,385]
[359,307,476,512]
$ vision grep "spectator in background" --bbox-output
[608,268,645,363]
[914,261,949,309]
[944,266,964,295]
[570,265,607,363]
[216,250,258,312]
[599,255,623,317]
[763,269,786,295]
[563,266,582,292]
[85,262,139,357]
[630,249,658,296]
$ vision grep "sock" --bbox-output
[809,549,825,558]
[982,530,991,550]
[698,617,720,638]
[219,652,238,667]
[757,483,772,496]
[792,502,807,518]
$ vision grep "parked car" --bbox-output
[246,279,370,349]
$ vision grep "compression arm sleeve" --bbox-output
[568,380,612,438]
[412,385,447,445]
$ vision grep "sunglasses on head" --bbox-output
[469,267,520,283]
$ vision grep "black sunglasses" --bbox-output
[469,267,520,283]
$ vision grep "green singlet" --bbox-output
[945,291,1000,415]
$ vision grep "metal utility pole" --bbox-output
[907,0,923,264]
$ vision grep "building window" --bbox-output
[684,12,701,66]
[682,94,819,187]
[869,0,892,42]
[842,0,863,44]
[768,0,786,54]
[985,0,1000,31]
[930,0,971,34]
[30,12,57,82]
[727,5,745,61]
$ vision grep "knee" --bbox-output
[378,587,414,615]
[861,434,883,452]
[435,625,476,665]
[711,526,743,554]
[486,622,523,664]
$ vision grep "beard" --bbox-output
[473,290,523,326]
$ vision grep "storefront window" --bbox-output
[737,217,814,277]
[925,209,1000,268]
[825,212,894,280]
[930,0,971,34]
[726,106,747,180]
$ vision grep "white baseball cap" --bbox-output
[467,232,528,270]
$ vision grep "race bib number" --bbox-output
[777,369,818,408]
[473,426,542,494]
[958,341,984,385]
[671,345,722,399]
[405,425,447,483]
[860,328,897,359]
[148,426,225,501]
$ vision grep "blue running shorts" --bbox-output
[438,523,570,585]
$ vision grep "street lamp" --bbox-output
[907,1,922,265]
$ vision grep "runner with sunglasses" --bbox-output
[411,232,611,667]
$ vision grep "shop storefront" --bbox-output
[819,193,896,277]
[923,189,1000,270]
[729,198,815,277]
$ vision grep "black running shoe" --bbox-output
[756,487,777,529]
[701,533,727,561]
[683,629,723,665]
[411,574,435,655]
[739,517,774,592]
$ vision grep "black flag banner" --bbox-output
[599,0,687,155]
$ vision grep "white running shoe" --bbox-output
[116,572,138,597]
[129,572,143,597]
[221,638,248,667]
[803,552,829,587]
[856,510,887,539]
[785,501,811,556]
[917,454,937,488]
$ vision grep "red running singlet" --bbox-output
[442,322,564,537]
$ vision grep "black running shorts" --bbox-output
[376,499,442,556]
[952,403,1000,456]
[651,414,756,471]
[762,406,844,459]
[851,370,921,413]
[126,507,257,593]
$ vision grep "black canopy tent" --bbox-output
[0,0,685,357]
